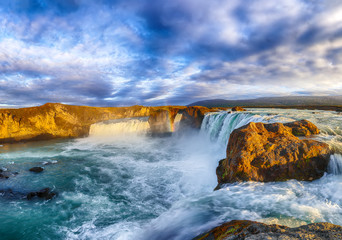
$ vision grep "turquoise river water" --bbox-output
[0,109,342,240]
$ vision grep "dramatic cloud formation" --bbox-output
[1,0,342,106]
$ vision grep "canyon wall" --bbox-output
[0,103,213,143]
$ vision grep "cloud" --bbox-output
[0,0,342,106]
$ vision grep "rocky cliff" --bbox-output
[0,103,212,143]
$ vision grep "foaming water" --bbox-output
[0,109,342,239]
[201,112,266,145]
[328,154,342,175]
[59,134,222,240]
[136,176,342,240]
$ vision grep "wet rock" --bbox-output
[0,188,57,200]
[0,189,20,199]
[27,188,57,200]
[231,106,246,111]
[179,106,213,129]
[148,110,172,136]
[216,121,330,188]
[193,220,342,240]
[29,167,44,173]
[284,119,320,136]
[0,168,12,179]
[210,107,230,111]
[0,173,9,179]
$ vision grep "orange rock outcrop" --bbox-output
[216,120,330,188]
[193,220,342,240]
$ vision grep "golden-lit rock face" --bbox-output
[193,220,342,240]
[231,106,246,111]
[216,120,330,188]
[148,110,172,135]
[0,103,213,143]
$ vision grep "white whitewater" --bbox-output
[89,117,150,136]
[328,154,342,175]
[201,112,267,145]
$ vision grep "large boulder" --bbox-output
[29,167,44,173]
[216,120,330,188]
[284,119,320,136]
[193,220,342,240]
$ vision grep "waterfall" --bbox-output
[89,117,150,137]
[200,112,266,145]
[328,154,342,175]
[173,113,183,132]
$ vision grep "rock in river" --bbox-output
[216,120,330,188]
[193,220,342,240]
[0,168,17,179]
[29,167,44,173]
[231,106,246,112]
[284,119,320,136]
[27,188,57,200]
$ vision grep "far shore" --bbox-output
[216,105,342,112]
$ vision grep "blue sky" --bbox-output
[1,0,342,107]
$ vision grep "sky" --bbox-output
[1,0,342,107]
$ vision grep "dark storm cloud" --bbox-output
[1,0,342,107]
